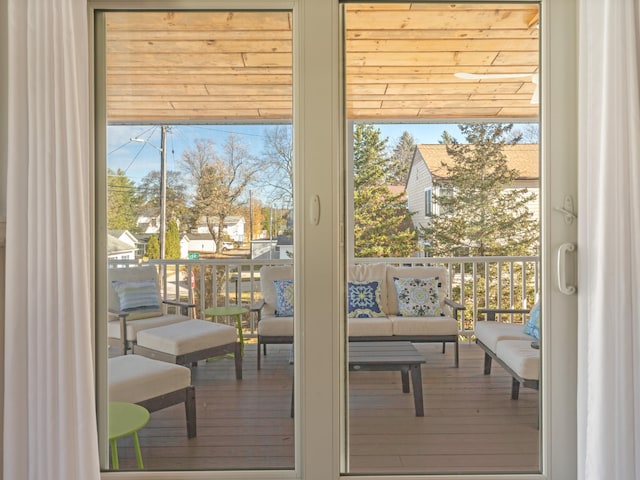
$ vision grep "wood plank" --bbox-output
[108,343,540,473]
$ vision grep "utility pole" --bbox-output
[159,125,168,260]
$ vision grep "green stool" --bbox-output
[204,305,249,355]
[109,401,150,469]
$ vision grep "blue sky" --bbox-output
[107,123,458,187]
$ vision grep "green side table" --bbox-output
[109,401,150,469]
[204,305,248,354]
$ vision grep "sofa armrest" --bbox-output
[251,301,266,322]
[163,299,197,317]
[108,308,130,353]
[477,308,530,322]
[445,298,465,320]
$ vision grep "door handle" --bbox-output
[557,242,576,295]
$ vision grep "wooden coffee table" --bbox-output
[349,341,426,416]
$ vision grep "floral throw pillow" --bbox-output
[393,277,443,317]
[274,279,294,317]
[347,280,386,318]
[523,302,541,340]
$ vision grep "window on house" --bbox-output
[425,188,432,215]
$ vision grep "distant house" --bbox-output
[107,233,136,261]
[192,216,245,244]
[108,229,142,259]
[406,144,540,231]
[184,232,217,254]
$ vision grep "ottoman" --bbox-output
[133,319,243,379]
[109,354,196,438]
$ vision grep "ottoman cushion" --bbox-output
[136,319,237,355]
[109,354,191,403]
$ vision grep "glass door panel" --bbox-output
[342,2,541,474]
[99,9,295,471]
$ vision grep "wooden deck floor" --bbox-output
[110,342,540,474]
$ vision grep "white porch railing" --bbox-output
[108,256,539,340]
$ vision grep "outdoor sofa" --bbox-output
[256,263,465,369]
[475,305,540,399]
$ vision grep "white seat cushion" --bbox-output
[348,316,393,337]
[257,314,294,337]
[109,354,191,403]
[136,319,237,355]
[389,315,458,336]
[107,313,188,341]
[475,321,533,352]
[496,340,539,380]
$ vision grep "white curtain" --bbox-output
[4,1,100,479]
[578,0,640,479]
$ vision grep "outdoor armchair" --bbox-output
[108,265,195,354]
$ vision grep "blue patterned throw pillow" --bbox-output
[393,277,443,317]
[274,279,294,317]
[347,280,386,318]
[523,302,541,340]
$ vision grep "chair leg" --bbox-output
[442,341,446,353]
[454,341,459,368]
[511,378,521,400]
[185,386,197,438]
[234,342,243,380]
[483,352,492,375]
[257,338,262,370]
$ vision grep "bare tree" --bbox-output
[188,134,258,252]
[259,125,293,206]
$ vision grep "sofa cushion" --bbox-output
[523,302,541,340]
[347,280,386,318]
[389,315,458,336]
[258,314,294,337]
[348,263,389,314]
[393,277,443,317]
[348,316,394,337]
[107,313,188,341]
[386,265,449,316]
[495,340,539,380]
[475,321,533,352]
[260,265,293,316]
[274,279,295,317]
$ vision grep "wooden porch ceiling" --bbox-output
[105,3,540,123]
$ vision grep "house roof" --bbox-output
[107,234,136,255]
[416,143,539,180]
[105,4,539,123]
[195,216,244,226]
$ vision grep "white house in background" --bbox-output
[136,213,159,234]
[106,233,136,260]
[185,232,217,254]
[108,229,138,249]
[192,216,246,243]
[180,234,190,259]
[406,144,540,231]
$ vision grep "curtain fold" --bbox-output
[4,1,100,479]
[578,0,640,478]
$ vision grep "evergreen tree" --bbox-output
[353,124,417,257]
[386,131,416,185]
[146,235,160,259]
[422,123,539,257]
[107,168,138,231]
[165,220,181,259]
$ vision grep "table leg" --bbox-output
[110,439,119,469]
[401,367,410,393]
[235,313,245,356]
[410,365,424,417]
[132,431,144,469]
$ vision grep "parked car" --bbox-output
[222,241,235,252]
